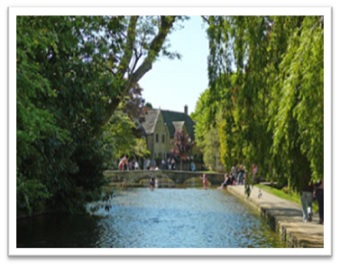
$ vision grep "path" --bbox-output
[227,185,324,248]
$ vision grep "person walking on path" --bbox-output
[299,176,314,223]
[314,178,324,224]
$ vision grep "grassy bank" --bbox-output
[255,184,318,212]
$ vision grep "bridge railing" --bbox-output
[104,170,225,186]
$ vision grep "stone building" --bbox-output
[141,105,201,168]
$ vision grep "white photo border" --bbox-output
[8,6,332,257]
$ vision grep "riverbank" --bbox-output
[227,185,324,248]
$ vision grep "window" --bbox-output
[162,134,165,143]
[155,134,159,143]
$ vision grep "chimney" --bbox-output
[184,105,188,115]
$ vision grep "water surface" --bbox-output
[17,188,286,248]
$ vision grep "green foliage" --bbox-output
[102,110,150,168]
[17,174,52,216]
[191,89,213,149]
[202,128,225,172]
[16,16,179,215]
[196,16,324,192]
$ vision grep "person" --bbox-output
[128,160,134,170]
[190,161,196,172]
[231,163,237,182]
[161,159,166,170]
[252,163,258,184]
[144,158,150,170]
[218,173,230,189]
[167,158,171,170]
[171,158,176,170]
[314,178,324,224]
[299,177,314,223]
[134,161,139,170]
[149,177,156,189]
[118,156,128,171]
[237,165,245,185]
[118,160,124,171]
[202,173,209,190]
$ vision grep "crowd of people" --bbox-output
[216,163,258,189]
[118,156,199,172]
[118,156,140,171]
[197,163,259,191]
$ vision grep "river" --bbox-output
[17,187,286,248]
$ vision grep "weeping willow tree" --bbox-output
[195,15,323,191]
[269,16,324,188]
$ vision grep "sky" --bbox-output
[139,16,209,115]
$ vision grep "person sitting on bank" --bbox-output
[218,173,230,189]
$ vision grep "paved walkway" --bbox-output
[226,185,324,248]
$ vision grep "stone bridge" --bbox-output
[103,170,225,187]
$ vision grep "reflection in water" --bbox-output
[17,188,286,248]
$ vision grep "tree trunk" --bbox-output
[101,16,177,127]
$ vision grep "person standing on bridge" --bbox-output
[118,156,128,171]
[171,158,176,170]
[190,161,196,171]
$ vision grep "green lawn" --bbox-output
[256,184,300,203]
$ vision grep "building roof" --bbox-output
[142,108,195,140]
[172,121,185,132]
[161,110,195,139]
[142,109,160,135]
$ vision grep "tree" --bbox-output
[202,128,225,172]
[269,16,324,187]
[101,16,183,126]
[16,15,183,215]
[145,102,153,109]
[191,89,213,149]
[171,129,195,170]
[192,88,226,172]
[200,15,323,193]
